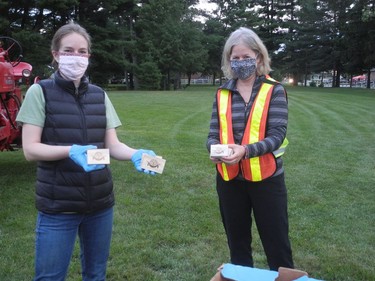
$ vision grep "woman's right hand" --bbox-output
[210,156,223,164]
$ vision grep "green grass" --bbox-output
[0,85,374,281]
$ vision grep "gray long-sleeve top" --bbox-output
[206,75,288,178]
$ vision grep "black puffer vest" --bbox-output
[36,72,114,214]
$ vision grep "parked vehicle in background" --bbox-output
[0,36,33,151]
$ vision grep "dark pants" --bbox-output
[216,173,294,271]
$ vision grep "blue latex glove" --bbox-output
[294,277,309,281]
[131,149,157,175]
[69,144,105,172]
[221,264,324,281]
[295,277,324,281]
[221,263,278,281]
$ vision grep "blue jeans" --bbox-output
[33,207,114,281]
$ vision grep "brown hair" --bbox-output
[51,22,91,66]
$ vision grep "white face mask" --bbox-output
[58,54,89,81]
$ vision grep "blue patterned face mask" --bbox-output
[230,58,257,80]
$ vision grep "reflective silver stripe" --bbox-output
[272,138,289,158]
[273,147,286,157]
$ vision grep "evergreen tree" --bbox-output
[1,0,374,89]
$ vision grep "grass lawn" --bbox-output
[0,85,374,281]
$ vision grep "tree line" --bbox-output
[1,0,374,89]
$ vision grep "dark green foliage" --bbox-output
[0,0,374,89]
[136,60,162,90]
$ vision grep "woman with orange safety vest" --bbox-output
[206,27,294,271]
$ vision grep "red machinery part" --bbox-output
[0,36,32,151]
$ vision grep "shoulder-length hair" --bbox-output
[221,27,271,79]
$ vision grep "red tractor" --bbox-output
[0,36,32,151]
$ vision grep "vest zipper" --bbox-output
[75,88,88,143]
[76,87,91,211]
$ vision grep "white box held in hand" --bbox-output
[87,149,110,165]
[140,154,166,174]
[210,144,233,158]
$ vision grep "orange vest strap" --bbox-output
[216,80,279,182]
[216,89,239,180]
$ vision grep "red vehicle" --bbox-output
[0,36,32,151]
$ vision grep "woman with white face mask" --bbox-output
[207,27,293,271]
[16,22,157,281]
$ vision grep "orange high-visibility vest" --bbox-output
[217,78,288,182]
